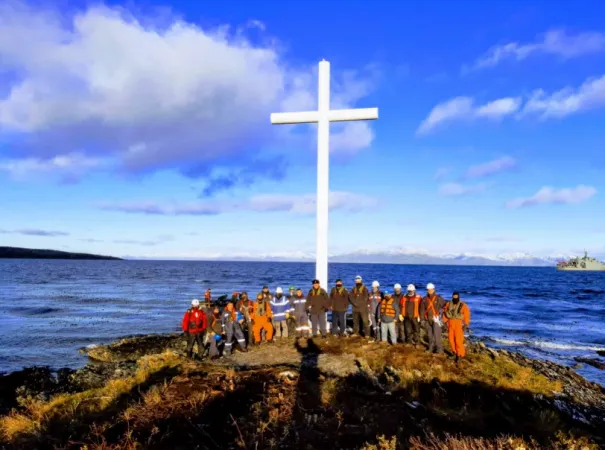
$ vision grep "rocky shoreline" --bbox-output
[1,333,604,449]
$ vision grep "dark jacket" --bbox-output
[307,288,330,313]
[401,294,422,319]
[420,294,447,319]
[330,287,350,312]
[349,284,369,312]
[209,313,223,334]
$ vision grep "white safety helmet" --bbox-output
[372,280,380,288]
[276,287,283,294]
[407,284,416,291]
[191,299,200,307]
[426,283,435,290]
[394,283,402,290]
[355,275,362,281]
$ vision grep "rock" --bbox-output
[574,357,605,370]
[486,348,499,359]
[81,333,184,362]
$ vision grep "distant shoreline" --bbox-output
[0,246,122,261]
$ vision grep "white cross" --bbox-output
[270,59,378,288]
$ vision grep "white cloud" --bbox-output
[520,74,605,119]
[468,29,605,71]
[464,156,517,179]
[0,152,103,181]
[0,3,377,181]
[416,96,521,134]
[438,182,487,197]
[505,185,597,208]
[418,73,605,134]
[95,190,380,215]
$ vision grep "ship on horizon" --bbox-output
[556,250,605,271]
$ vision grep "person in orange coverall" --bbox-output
[252,293,273,344]
[442,291,471,361]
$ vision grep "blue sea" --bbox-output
[1,259,604,385]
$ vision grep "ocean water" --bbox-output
[1,259,604,385]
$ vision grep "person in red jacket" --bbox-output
[182,299,208,358]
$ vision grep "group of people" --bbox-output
[181,276,471,361]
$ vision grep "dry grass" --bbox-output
[0,351,181,444]
[318,337,561,396]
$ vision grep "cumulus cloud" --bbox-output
[416,96,521,134]
[464,156,517,179]
[0,152,103,182]
[505,185,597,208]
[466,29,605,71]
[95,191,380,215]
[0,228,69,236]
[418,73,605,134]
[0,3,378,188]
[520,74,605,119]
[438,182,487,197]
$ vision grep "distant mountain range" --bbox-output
[130,248,587,267]
[0,246,122,260]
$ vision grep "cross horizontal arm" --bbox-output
[327,108,378,122]
[270,111,320,125]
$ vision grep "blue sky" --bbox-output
[2,0,605,259]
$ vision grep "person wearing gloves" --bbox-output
[368,281,384,341]
[392,284,405,343]
[271,287,290,339]
[349,275,370,338]
[222,302,248,355]
[208,305,224,359]
[401,284,422,347]
[307,279,330,338]
[252,293,274,344]
[378,290,400,345]
[420,283,446,354]
[286,285,297,337]
[442,292,471,361]
[292,288,310,337]
[182,299,208,358]
[330,279,349,337]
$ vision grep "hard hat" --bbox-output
[289,285,295,291]
[407,284,416,291]
[383,290,391,296]
[394,283,402,290]
[191,299,200,307]
[426,283,435,290]
[276,287,283,294]
[355,275,362,281]
[372,280,380,288]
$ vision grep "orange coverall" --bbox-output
[442,301,471,357]
[252,300,273,342]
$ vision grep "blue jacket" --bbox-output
[270,295,290,321]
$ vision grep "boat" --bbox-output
[556,250,605,271]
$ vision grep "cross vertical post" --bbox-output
[316,60,330,288]
[270,60,378,288]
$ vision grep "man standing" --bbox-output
[402,284,422,347]
[442,292,471,362]
[222,302,247,355]
[292,288,310,337]
[182,299,207,358]
[349,275,370,338]
[378,291,400,345]
[271,287,290,339]
[236,292,255,345]
[392,284,405,343]
[420,283,446,354]
[369,281,383,341]
[286,285,297,337]
[252,293,274,344]
[207,305,224,359]
[307,279,330,338]
[330,279,349,337]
